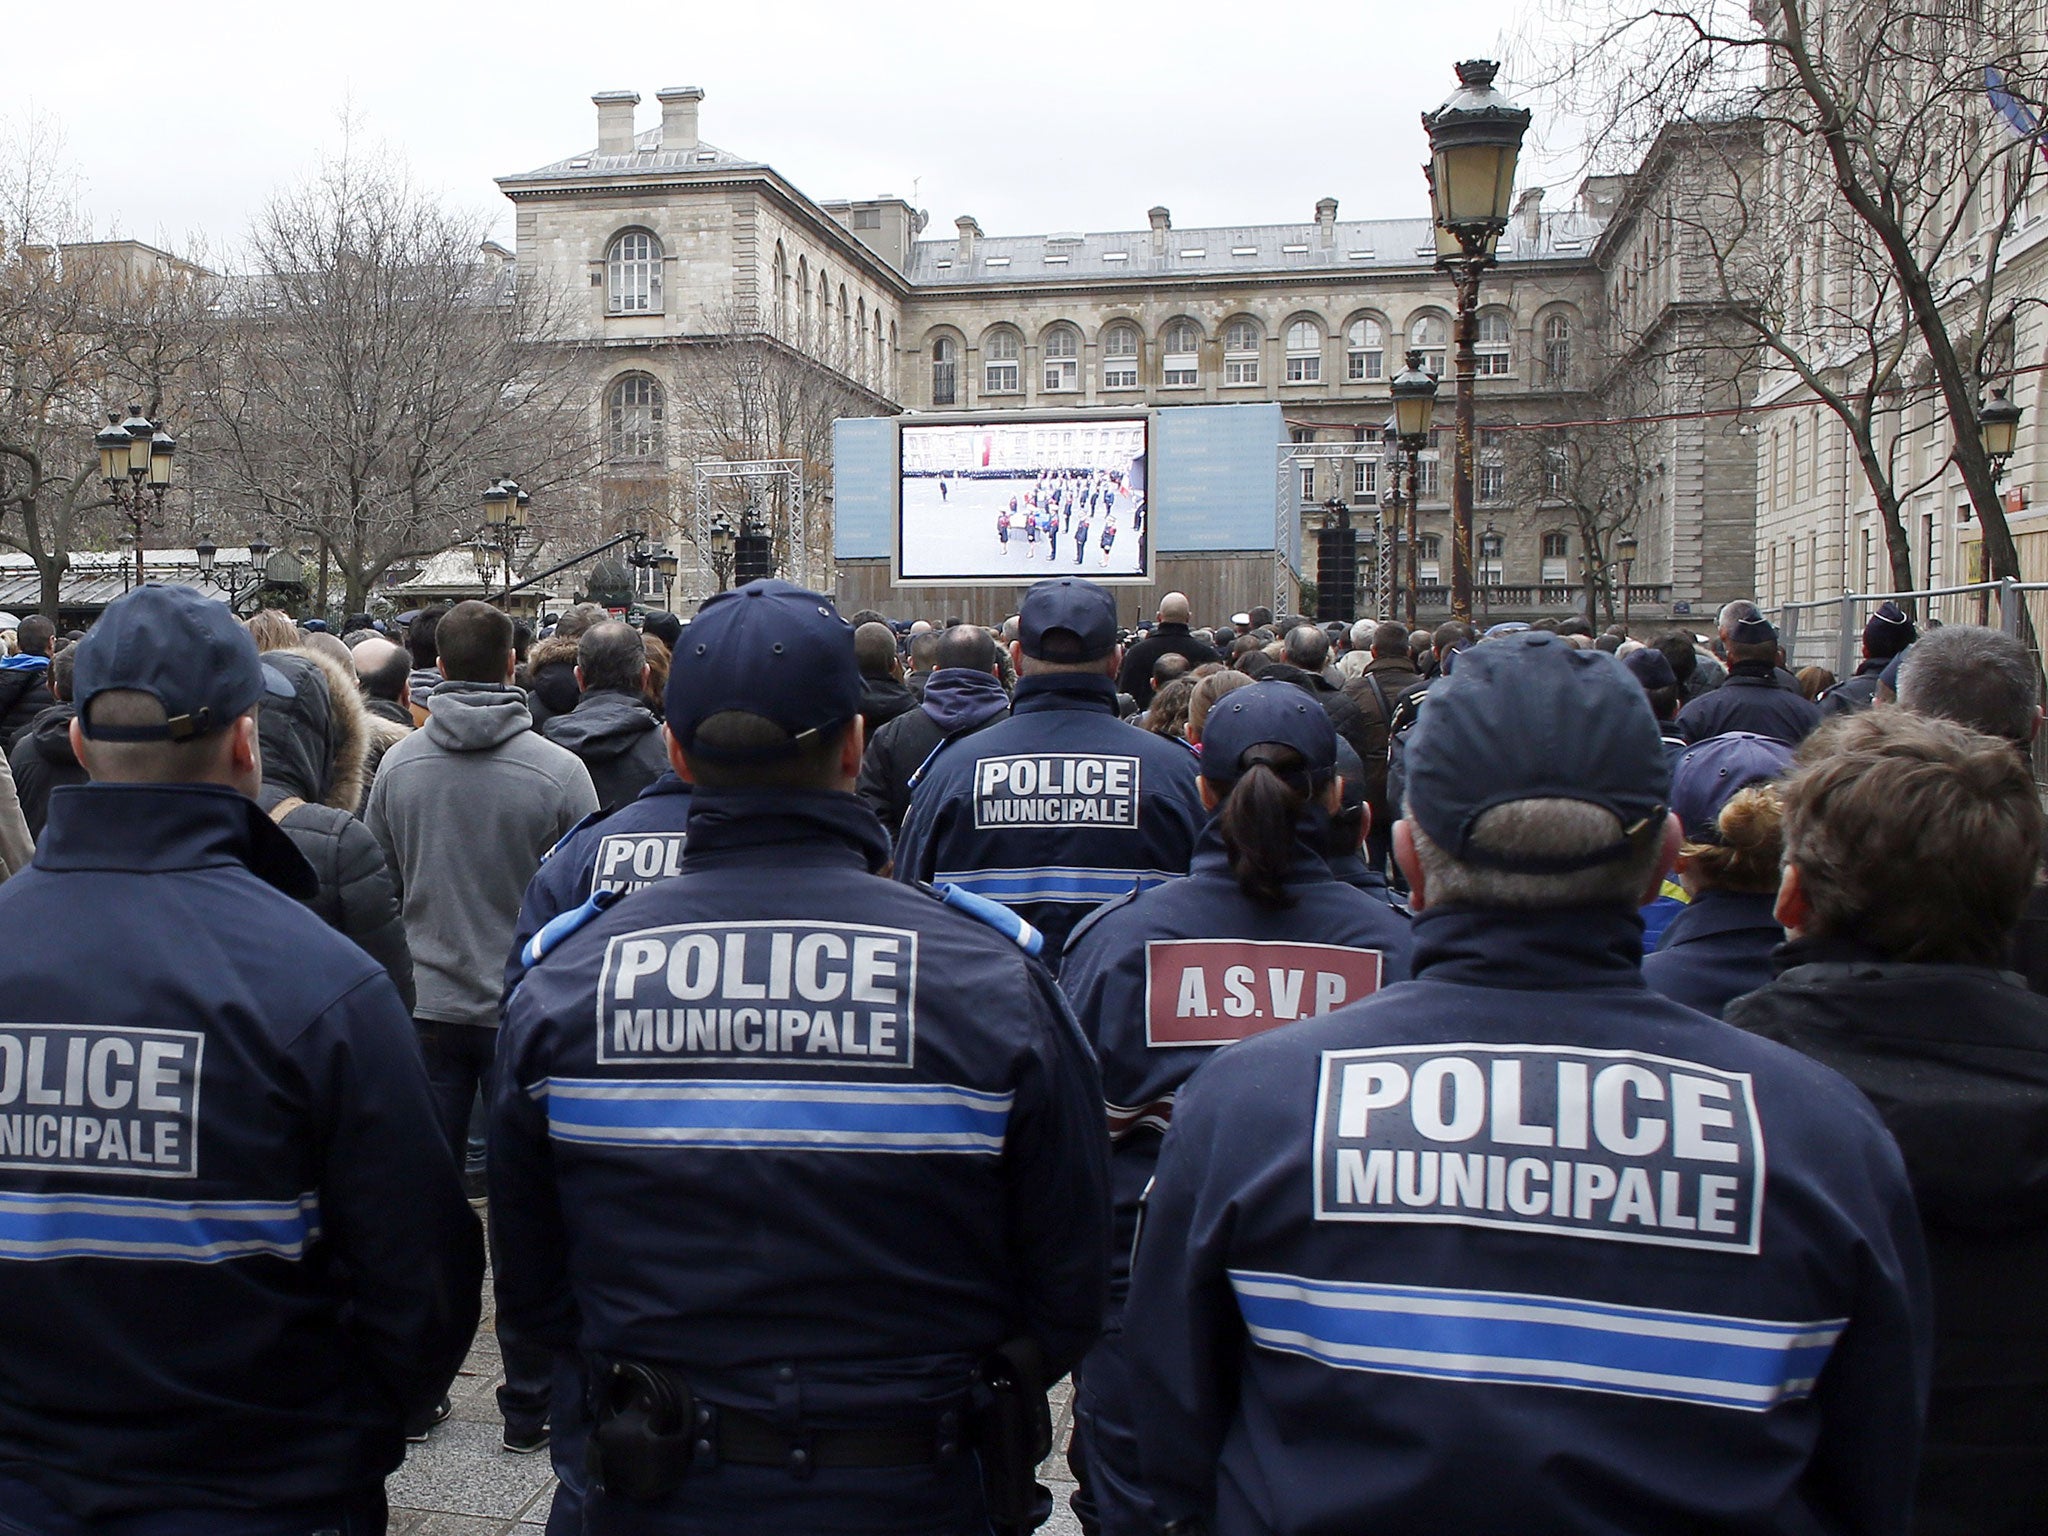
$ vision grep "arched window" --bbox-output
[1163,319,1201,387]
[1543,312,1573,384]
[931,336,958,406]
[856,297,869,379]
[1476,311,1512,377]
[1223,320,1261,385]
[797,256,810,332]
[839,285,851,360]
[1346,317,1385,382]
[1409,313,1448,376]
[606,230,661,314]
[1102,323,1141,389]
[1479,530,1505,584]
[1043,324,1080,392]
[1541,530,1570,582]
[607,373,664,461]
[1285,319,1322,383]
[819,273,831,340]
[984,329,1021,394]
[773,243,790,329]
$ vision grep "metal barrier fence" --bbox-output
[1768,581,2048,677]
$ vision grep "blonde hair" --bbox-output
[245,609,300,653]
[1682,785,1784,894]
[1187,670,1252,744]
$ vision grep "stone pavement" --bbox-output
[389,1281,1084,1535]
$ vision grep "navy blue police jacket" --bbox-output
[505,769,692,1000]
[893,672,1204,964]
[1644,887,1786,1019]
[1677,664,1825,747]
[1124,903,1932,1536]
[1060,820,1412,1307]
[492,788,1111,1433]
[0,783,483,1518]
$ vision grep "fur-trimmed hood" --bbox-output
[523,633,584,723]
[255,645,372,811]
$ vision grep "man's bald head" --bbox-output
[351,636,412,702]
[1157,592,1192,625]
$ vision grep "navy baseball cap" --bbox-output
[74,584,290,742]
[1200,679,1338,786]
[665,579,860,760]
[1018,578,1118,662]
[1671,732,1793,844]
[1407,631,1669,872]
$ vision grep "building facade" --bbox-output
[499,87,1758,625]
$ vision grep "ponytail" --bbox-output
[1216,745,1316,908]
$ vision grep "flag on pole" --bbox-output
[1987,65,2048,165]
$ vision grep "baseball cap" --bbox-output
[1199,679,1339,786]
[1623,646,1678,691]
[664,579,860,760]
[1862,600,1918,658]
[1730,613,1778,648]
[1018,578,1118,662]
[74,584,290,742]
[1406,631,1668,872]
[1670,732,1793,844]
[1483,621,1531,639]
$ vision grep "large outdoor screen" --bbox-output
[896,416,1150,584]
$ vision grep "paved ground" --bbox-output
[390,1259,1083,1535]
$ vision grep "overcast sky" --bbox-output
[11,0,1557,263]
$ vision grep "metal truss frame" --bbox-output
[1276,442,1394,619]
[691,458,807,601]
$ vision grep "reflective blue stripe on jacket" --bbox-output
[1124,903,1931,1536]
[892,673,1203,965]
[0,783,483,1519]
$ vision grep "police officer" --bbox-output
[0,585,482,1533]
[1124,632,1931,1535]
[1676,613,1823,746]
[1057,681,1413,1536]
[492,579,1110,1535]
[895,577,1204,965]
[1819,601,1918,717]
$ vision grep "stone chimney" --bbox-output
[657,86,703,151]
[594,91,640,155]
[1149,205,1171,255]
[956,215,982,264]
[1516,186,1544,243]
[1314,196,1339,245]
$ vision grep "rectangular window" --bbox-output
[1348,349,1382,382]
[1287,354,1321,383]
[985,362,1019,394]
[1103,363,1139,389]
[1355,458,1378,498]
[1416,457,1440,499]
[933,363,957,407]
[1300,466,1316,502]
[1225,357,1260,385]
[853,208,881,229]
[1419,536,1442,583]
[1164,360,1199,387]
[1478,463,1505,502]
[1044,359,1078,392]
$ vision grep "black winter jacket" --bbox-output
[1729,938,2048,1535]
[0,660,54,755]
[857,668,1011,838]
[7,701,86,838]
[542,688,669,812]
[256,648,416,1012]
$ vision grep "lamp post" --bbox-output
[708,513,736,593]
[1424,58,1531,628]
[628,542,683,609]
[1615,529,1639,632]
[96,405,175,591]
[481,474,534,599]
[1390,349,1440,629]
[195,533,272,615]
[1479,520,1500,623]
[1981,387,2023,486]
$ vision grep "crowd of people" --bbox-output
[0,571,2040,1536]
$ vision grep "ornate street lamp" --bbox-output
[1390,350,1440,628]
[480,475,535,598]
[709,512,736,593]
[96,405,176,591]
[1616,529,1639,631]
[192,533,271,614]
[1425,58,1531,627]
[1980,387,2023,484]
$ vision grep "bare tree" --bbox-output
[1539,0,2048,604]
[663,298,893,589]
[204,150,597,614]
[0,116,219,616]
[1506,414,1665,624]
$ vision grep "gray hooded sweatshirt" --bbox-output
[366,682,597,1027]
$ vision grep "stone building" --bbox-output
[498,87,1758,625]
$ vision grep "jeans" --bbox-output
[0,1477,386,1536]
[416,1019,552,1433]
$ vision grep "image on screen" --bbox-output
[898,417,1150,583]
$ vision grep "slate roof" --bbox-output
[499,127,760,186]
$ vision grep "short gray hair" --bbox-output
[1897,624,2040,745]
[1407,798,1665,910]
[1283,625,1330,670]
[1717,599,1760,638]
[1350,618,1376,649]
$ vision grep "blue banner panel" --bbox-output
[1151,403,1283,554]
[834,417,897,559]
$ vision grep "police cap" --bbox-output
[664,579,860,761]
[1623,646,1679,691]
[1200,679,1338,787]
[74,584,289,742]
[1862,600,1918,658]
[1018,578,1118,662]
[1671,731,1793,844]
[1407,631,1668,872]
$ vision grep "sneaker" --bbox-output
[502,1421,550,1455]
[405,1394,453,1444]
